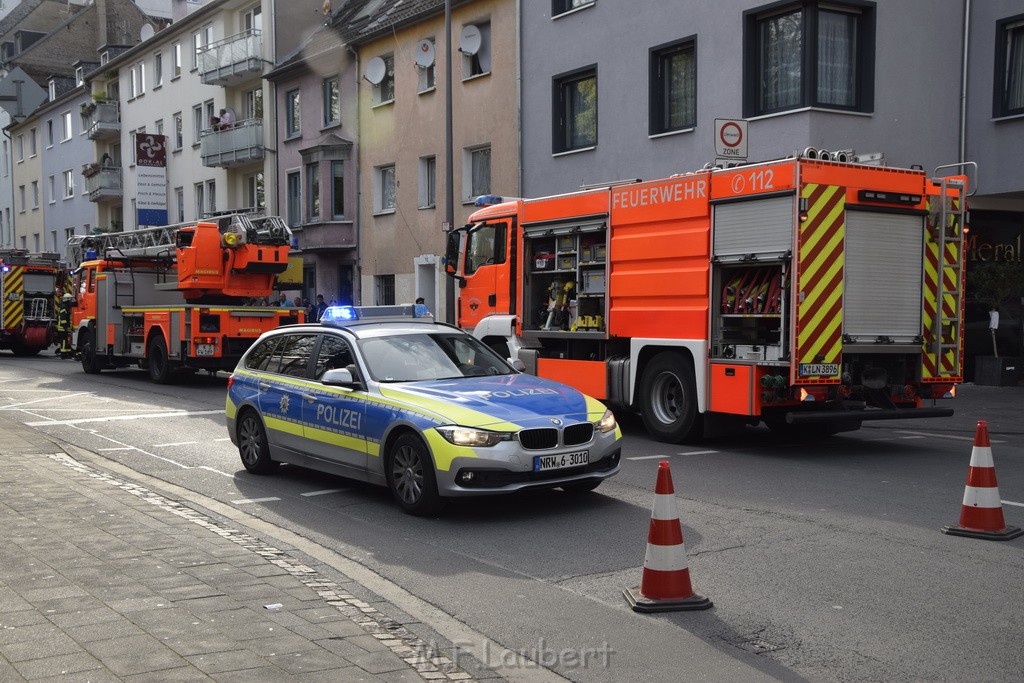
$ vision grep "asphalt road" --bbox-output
[2,352,1022,682]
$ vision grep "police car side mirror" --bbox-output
[321,368,359,387]
[509,359,526,372]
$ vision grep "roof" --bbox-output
[266,13,347,79]
[334,0,470,46]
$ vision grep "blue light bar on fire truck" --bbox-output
[320,304,433,325]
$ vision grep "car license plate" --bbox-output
[534,450,589,472]
[799,363,839,377]
[196,344,215,357]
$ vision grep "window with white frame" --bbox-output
[17,185,25,212]
[138,61,146,95]
[417,39,436,91]
[29,128,37,156]
[46,120,54,147]
[372,54,395,105]
[47,175,55,204]
[375,164,396,213]
[463,145,491,201]
[75,66,84,86]
[61,111,72,141]
[173,42,182,78]
[48,81,56,100]
[63,170,74,199]
[193,104,203,144]
[173,112,183,150]
[16,134,23,161]
[245,87,263,119]
[130,65,139,98]
[286,171,301,226]
[245,172,264,210]
[206,180,216,214]
[245,6,262,32]
[461,22,491,78]
[419,155,436,208]
[323,76,340,126]
[175,187,184,222]
[65,228,75,245]
[192,31,202,70]
[285,90,300,136]
[195,182,205,218]
[553,0,595,16]
[31,181,39,209]
[154,52,163,87]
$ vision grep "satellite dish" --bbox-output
[140,24,154,41]
[460,25,481,55]
[364,56,386,85]
[415,39,435,68]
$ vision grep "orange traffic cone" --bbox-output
[624,461,712,612]
[941,421,1022,541]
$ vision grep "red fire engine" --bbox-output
[445,153,971,442]
[1,249,63,356]
[68,214,301,383]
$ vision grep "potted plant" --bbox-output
[969,259,1024,386]
[81,162,100,177]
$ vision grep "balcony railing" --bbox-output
[200,119,265,168]
[198,29,263,85]
[82,101,120,141]
[85,167,122,202]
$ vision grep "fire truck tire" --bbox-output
[147,336,177,384]
[236,409,278,474]
[80,328,103,374]
[10,343,40,357]
[639,352,703,443]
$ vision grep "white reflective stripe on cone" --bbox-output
[652,493,679,521]
[643,542,689,572]
[968,446,994,468]
[962,485,1003,508]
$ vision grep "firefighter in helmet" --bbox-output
[55,293,74,358]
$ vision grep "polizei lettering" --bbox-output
[484,388,560,399]
[317,404,362,431]
[612,178,707,210]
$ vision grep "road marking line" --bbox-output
[232,497,281,505]
[213,437,231,442]
[676,450,719,456]
[301,488,351,497]
[899,436,926,440]
[0,392,92,409]
[25,409,223,427]
[152,441,198,448]
[895,430,1007,443]
[1002,500,1024,508]
[628,454,674,460]
[97,447,136,452]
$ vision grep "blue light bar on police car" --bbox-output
[320,304,433,325]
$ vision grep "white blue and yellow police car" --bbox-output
[225,305,622,515]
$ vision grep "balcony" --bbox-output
[293,221,357,253]
[84,167,122,202]
[82,101,120,141]
[198,29,262,86]
[200,119,265,168]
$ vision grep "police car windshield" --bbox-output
[358,333,513,382]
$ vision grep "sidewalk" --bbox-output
[0,414,487,682]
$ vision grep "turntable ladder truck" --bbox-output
[0,249,63,356]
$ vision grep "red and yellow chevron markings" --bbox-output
[2,265,26,331]
[922,195,962,379]
[795,184,845,383]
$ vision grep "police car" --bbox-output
[225,305,622,515]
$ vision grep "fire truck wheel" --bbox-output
[80,328,103,374]
[639,352,703,444]
[237,410,278,474]
[386,433,444,516]
[11,343,40,357]
[147,336,177,384]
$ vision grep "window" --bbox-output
[192,30,202,70]
[375,164,396,213]
[314,336,354,380]
[48,81,56,100]
[331,162,344,219]
[173,112,183,150]
[244,6,262,32]
[17,134,24,161]
[246,87,264,119]
[65,228,75,246]
[286,171,301,226]
[323,76,340,126]
[464,145,491,200]
[306,162,320,222]
[48,175,55,204]
[995,15,1024,117]
[29,128,37,156]
[31,181,39,209]
[61,111,73,141]
[461,22,491,78]
[245,172,264,209]
[375,274,396,306]
[195,182,205,218]
[138,61,146,95]
[17,185,25,213]
[206,180,216,214]
[553,0,595,16]
[373,54,395,105]
[744,2,875,117]
[130,65,139,98]
[175,187,184,222]
[264,334,317,377]
[75,66,84,86]
[286,90,301,137]
[553,67,597,153]
[418,39,436,91]
[156,119,164,137]
[172,42,182,78]
[63,170,74,199]
[465,222,506,275]
[155,52,163,87]
[193,104,203,144]
[46,120,54,147]
[419,156,436,209]
[650,38,696,134]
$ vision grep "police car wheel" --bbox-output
[387,434,443,516]
[237,410,278,474]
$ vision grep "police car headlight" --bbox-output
[435,426,510,447]
[595,409,617,433]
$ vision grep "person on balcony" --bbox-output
[100,152,113,167]
[219,108,235,129]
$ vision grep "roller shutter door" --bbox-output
[844,211,924,340]
[713,196,794,258]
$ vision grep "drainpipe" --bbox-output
[348,43,362,306]
[516,0,522,196]
[959,0,970,166]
